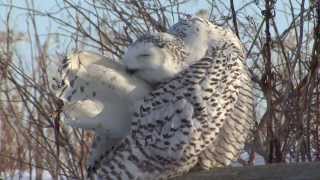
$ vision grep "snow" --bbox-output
[232,152,266,167]
[4,170,64,180]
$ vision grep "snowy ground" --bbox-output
[232,152,266,167]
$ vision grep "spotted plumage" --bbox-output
[169,16,254,169]
[94,16,249,179]
[57,15,254,179]
[52,51,151,177]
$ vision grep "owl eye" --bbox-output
[139,54,151,57]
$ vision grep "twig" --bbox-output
[229,0,240,39]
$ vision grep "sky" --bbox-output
[0,0,309,74]
[0,0,307,43]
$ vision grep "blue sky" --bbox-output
[0,0,308,69]
[0,0,307,41]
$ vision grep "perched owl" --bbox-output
[52,51,151,175]
[94,17,248,179]
[168,16,254,169]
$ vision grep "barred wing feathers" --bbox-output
[96,54,243,179]
[200,62,254,168]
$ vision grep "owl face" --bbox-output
[123,32,185,84]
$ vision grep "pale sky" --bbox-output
[0,0,308,72]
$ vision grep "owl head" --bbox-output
[123,32,187,84]
[168,16,243,62]
[168,16,211,63]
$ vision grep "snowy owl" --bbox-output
[168,16,254,169]
[52,51,151,174]
[93,17,249,179]
[122,32,188,84]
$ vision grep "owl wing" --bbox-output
[132,96,197,160]
[57,54,125,102]
[132,55,241,160]
[63,99,104,119]
[199,64,254,168]
[57,53,152,178]
[87,131,123,178]
[96,54,243,179]
[59,62,123,129]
